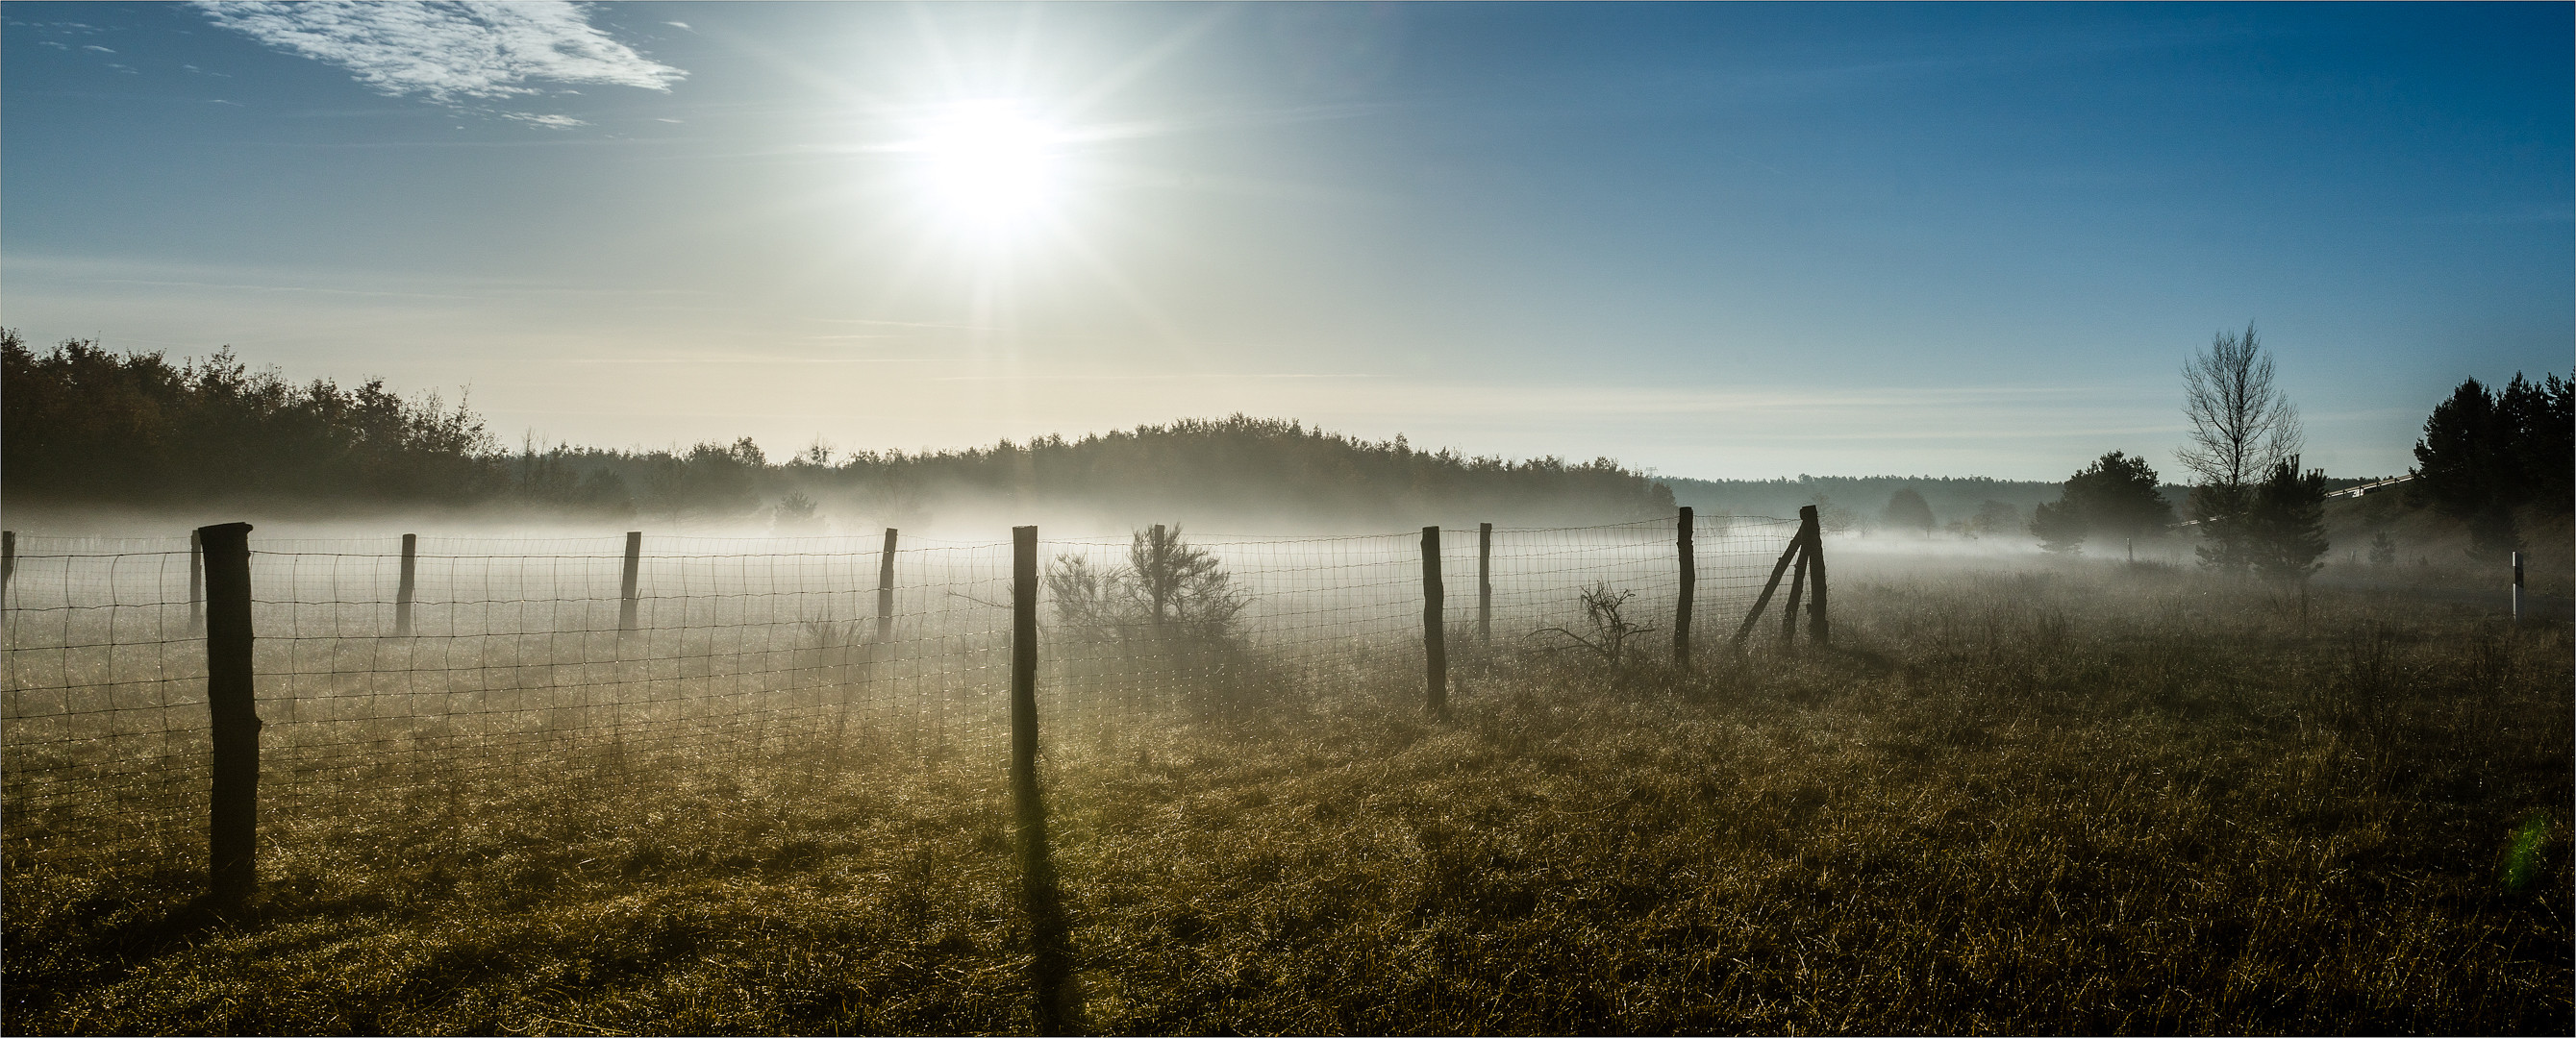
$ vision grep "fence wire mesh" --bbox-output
[3,517,1800,874]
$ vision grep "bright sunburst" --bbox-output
[909,99,1063,238]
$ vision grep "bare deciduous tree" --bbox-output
[2179,323,2303,495]
[2180,323,2302,573]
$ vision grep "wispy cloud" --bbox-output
[190,1,685,103]
[503,111,588,129]
[82,44,114,53]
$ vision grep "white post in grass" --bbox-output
[2511,551,2525,624]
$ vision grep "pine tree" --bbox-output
[2243,458,2329,585]
[2030,499,2089,555]
[2062,451,2175,541]
[2413,372,2574,558]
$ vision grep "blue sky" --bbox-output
[4,2,2567,480]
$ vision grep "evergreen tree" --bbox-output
[2413,372,2574,557]
[2061,451,2175,541]
[2242,458,2329,584]
[2030,500,2089,555]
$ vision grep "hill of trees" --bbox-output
[1659,474,2202,537]
[1,333,1671,531]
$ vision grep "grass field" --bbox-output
[5,558,2568,1035]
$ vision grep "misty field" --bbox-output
[5,555,2569,1035]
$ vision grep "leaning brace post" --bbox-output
[1421,526,1447,716]
[199,522,259,902]
[1010,525,1072,1032]
[1806,518,1831,647]
[394,533,417,637]
[618,531,642,632]
[188,531,205,631]
[1674,507,1695,664]
[1478,522,1493,649]
[1733,510,1814,646]
[876,528,899,643]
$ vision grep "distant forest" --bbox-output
[1,333,1672,531]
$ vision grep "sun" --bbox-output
[910,100,1063,237]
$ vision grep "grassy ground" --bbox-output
[6,561,2569,1034]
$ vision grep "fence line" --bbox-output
[2,514,1816,883]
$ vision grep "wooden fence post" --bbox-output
[1781,538,1808,644]
[1421,526,1447,716]
[876,528,899,644]
[394,533,417,637]
[1674,507,1695,664]
[1733,515,1813,647]
[1807,518,1831,648]
[1012,525,1040,822]
[1478,522,1493,649]
[1011,525,1073,1032]
[188,530,203,631]
[198,522,259,902]
[618,531,642,632]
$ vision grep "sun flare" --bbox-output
[911,100,1063,236]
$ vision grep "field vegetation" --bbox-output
[6,557,2565,1035]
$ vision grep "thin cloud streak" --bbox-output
[190,0,684,103]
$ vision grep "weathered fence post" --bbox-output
[394,533,417,637]
[1478,522,1493,649]
[1674,507,1695,664]
[876,528,899,644]
[1781,536,1808,644]
[1012,525,1041,825]
[188,530,203,631]
[618,531,642,632]
[1011,524,1073,1032]
[1421,526,1447,716]
[1806,509,1831,648]
[198,522,259,903]
[2512,551,2525,625]
[1741,505,1823,649]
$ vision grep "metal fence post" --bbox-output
[198,521,259,902]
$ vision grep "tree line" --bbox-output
[1,331,1673,528]
[2019,321,2568,583]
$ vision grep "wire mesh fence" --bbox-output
[2,515,1804,877]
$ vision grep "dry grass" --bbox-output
[6,561,2569,1035]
